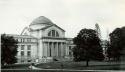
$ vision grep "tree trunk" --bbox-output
[86,60,89,66]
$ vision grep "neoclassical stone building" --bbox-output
[9,16,75,63]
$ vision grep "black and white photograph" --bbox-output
[1,0,125,72]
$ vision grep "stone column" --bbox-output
[44,42,47,57]
[63,43,65,56]
[50,42,52,57]
[58,42,60,57]
[61,42,63,56]
[36,43,39,58]
[52,42,55,57]
[65,44,68,56]
[38,40,43,61]
[68,46,71,56]
[47,42,50,57]
[67,46,69,56]
[42,42,45,57]
[63,43,66,56]
[56,42,58,57]
[51,42,54,57]
[53,42,56,57]
[24,45,27,59]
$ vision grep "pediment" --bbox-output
[41,24,65,32]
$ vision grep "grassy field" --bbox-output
[36,61,125,70]
[2,61,125,72]
[1,69,115,72]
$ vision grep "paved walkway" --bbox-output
[28,65,41,69]
[1,69,124,72]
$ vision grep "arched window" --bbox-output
[48,30,59,37]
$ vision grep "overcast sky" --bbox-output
[0,0,125,39]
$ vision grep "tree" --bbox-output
[73,29,104,66]
[107,27,125,60]
[1,34,18,66]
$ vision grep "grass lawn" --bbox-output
[36,61,125,70]
[2,61,125,72]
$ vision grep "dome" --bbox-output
[30,16,53,25]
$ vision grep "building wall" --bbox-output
[12,20,75,63]
[14,37,38,63]
[30,30,40,38]
[13,35,74,63]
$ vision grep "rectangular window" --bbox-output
[27,38,31,42]
[21,45,25,50]
[69,46,71,50]
[69,46,72,56]
[27,45,31,50]
[23,39,25,42]
[21,51,24,56]
[21,39,23,42]
[27,51,31,56]
[17,45,19,49]
[28,60,31,62]
[21,60,24,63]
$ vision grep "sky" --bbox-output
[0,0,125,40]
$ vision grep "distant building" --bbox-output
[8,16,75,63]
[95,23,108,60]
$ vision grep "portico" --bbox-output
[42,41,66,57]
[41,37,67,58]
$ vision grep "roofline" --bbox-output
[6,34,37,39]
[41,24,65,32]
[53,24,65,32]
[21,27,29,35]
[29,23,53,26]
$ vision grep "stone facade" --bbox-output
[8,16,75,63]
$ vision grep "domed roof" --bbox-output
[30,16,53,25]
